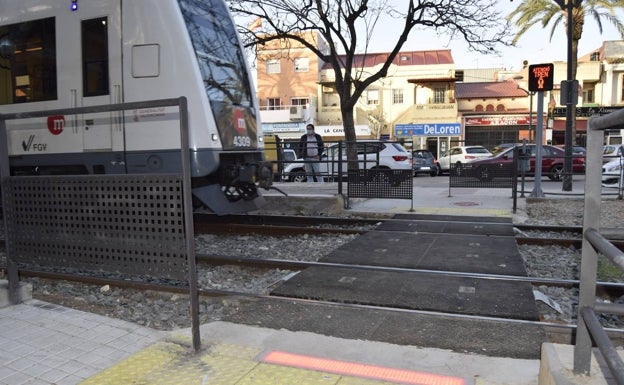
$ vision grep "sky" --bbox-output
[361,1,624,71]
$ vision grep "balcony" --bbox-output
[404,103,457,119]
[259,104,311,123]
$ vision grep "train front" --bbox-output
[179,0,272,215]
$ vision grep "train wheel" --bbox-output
[223,186,243,202]
[222,184,259,202]
[239,184,259,201]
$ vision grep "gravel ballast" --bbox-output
[2,197,623,331]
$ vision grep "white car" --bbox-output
[436,145,492,174]
[602,157,624,188]
[603,145,624,164]
[283,141,412,182]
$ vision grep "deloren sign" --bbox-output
[395,123,461,137]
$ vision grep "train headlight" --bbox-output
[70,0,78,11]
[211,133,218,141]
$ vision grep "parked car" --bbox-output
[283,141,412,182]
[603,144,624,164]
[282,148,297,163]
[436,145,492,175]
[555,145,586,156]
[412,149,437,176]
[469,144,585,181]
[602,157,624,187]
[491,143,516,155]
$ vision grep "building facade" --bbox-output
[256,35,624,157]
[256,31,328,140]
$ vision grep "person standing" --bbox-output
[298,124,324,183]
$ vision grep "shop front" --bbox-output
[463,115,536,151]
[394,122,461,159]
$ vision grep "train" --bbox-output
[0,0,271,214]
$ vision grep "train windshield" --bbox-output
[178,0,258,149]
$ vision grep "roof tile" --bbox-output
[455,80,527,99]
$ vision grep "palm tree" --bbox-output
[507,0,624,144]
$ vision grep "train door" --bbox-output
[75,4,123,153]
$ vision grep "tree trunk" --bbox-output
[341,108,359,171]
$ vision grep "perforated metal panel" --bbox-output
[2,174,188,280]
[448,163,517,188]
[347,169,412,199]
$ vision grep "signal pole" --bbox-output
[527,63,554,197]
[553,0,582,191]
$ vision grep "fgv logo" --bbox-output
[21,135,47,151]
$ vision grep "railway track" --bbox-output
[2,217,623,348]
[11,263,624,347]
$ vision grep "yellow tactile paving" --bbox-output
[237,363,341,385]
[80,341,186,385]
[79,341,456,385]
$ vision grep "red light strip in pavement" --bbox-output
[262,351,467,385]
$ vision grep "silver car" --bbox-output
[436,145,492,175]
[602,145,624,164]
[602,157,624,188]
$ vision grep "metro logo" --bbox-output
[47,115,64,135]
[233,108,246,135]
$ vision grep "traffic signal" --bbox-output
[528,63,554,92]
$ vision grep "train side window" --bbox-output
[0,17,57,105]
[81,17,109,97]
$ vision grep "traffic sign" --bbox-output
[528,63,554,92]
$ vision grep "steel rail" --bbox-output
[195,253,624,290]
[16,267,624,336]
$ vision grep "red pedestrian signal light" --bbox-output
[528,63,554,92]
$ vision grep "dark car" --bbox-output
[412,149,438,176]
[469,144,585,181]
[555,145,586,156]
[491,143,517,155]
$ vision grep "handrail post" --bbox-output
[574,112,613,374]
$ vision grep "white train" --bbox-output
[0,0,270,214]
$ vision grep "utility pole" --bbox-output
[553,0,582,191]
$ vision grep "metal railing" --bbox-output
[263,140,413,208]
[575,108,624,382]
[0,98,202,352]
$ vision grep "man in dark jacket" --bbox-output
[298,124,324,183]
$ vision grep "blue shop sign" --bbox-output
[395,123,461,137]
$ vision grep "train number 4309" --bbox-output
[233,136,251,147]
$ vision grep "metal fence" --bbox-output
[0,97,202,351]
[447,149,519,213]
[264,139,414,208]
[575,108,624,382]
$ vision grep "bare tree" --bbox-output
[228,0,512,167]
